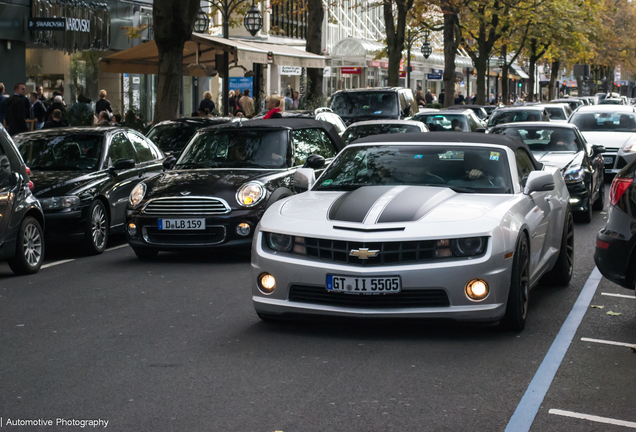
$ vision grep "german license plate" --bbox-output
[604,156,614,165]
[158,218,206,230]
[326,275,401,294]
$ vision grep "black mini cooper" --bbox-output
[125,118,345,258]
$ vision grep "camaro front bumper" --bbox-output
[251,232,513,322]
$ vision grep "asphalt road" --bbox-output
[1,189,634,432]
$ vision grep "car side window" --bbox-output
[127,132,155,162]
[515,149,535,188]
[108,133,136,167]
[0,144,12,188]
[292,128,337,166]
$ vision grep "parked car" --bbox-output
[412,110,486,132]
[599,98,624,105]
[146,117,241,158]
[13,127,165,254]
[252,108,347,135]
[594,160,636,290]
[490,122,605,222]
[444,105,489,123]
[329,87,418,126]
[125,118,345,258]
[539,103,572,123]
[342,120,428,145]
[550,98,584,111]
[0,126,45,275]
[487,106,550,129]
[482,104,504,117]
[252,132,573,331]
[568,105,636,177]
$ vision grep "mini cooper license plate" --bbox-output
[158,218,206,230]
[326,275,401,295]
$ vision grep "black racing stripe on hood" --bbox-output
[377,186,456,223]
[328,186,395,222]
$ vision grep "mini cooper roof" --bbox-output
[201,118,346,151]
[351,131,543,170]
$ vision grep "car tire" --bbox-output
[83,200,109,255]
[542,206,574,286]
[8,216,45,275]
[132,247,158,260]
[592,179,605,211]
[502,234,530,331]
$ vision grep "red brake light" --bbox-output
[596,239,610,249]
[609,177,633,206]
[28,181,34,191]
[25,167,31,176]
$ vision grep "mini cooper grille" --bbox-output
[289,285,450,308]
[302,238,437,266]
[142,197,230,215]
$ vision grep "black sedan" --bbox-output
[595,160,636,289]
[0,126,45,274]
[13,127,165,254]
[125,118,345,259]
[490,122,605,222]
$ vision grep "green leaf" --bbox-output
[606,311,622,316]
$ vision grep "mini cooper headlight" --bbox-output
[40,196,80,210]
[266,232,293,252]
[237,182,265,207]
[451,237,487,257]
[129,183,147,207]
[563,167,585,184]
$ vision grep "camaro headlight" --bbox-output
[40,196,80,210]
[563,166,585,184]
[129,183,147,207]
[450,237,487,257]
[237,182,265,207]
[266,232,293,252]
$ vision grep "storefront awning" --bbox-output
[100,33,324,75]
[511,65,530,79]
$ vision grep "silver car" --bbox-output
[251,133,573,331]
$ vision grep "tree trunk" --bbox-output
[306,0,324,100]
[528,59,535,102]
[383,0,413,87]
[442,3,457,108]
[474,57,487,105]
[501,46,509,105]
[153,0,199,122]
[548,60,560,100]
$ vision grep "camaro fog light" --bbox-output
[258,273,276,294]
[236,223,251,236]
[465,279,489,301]
[127,223,137,236]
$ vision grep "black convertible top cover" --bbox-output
[202,118,345,151]
[351,131,543,170]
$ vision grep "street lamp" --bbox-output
[194,9,210,33]
[498,54,505,68]
[421,42,432,59]
[244,1,263,37]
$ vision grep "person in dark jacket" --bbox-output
[5,83,30,136]
[228,90,236,115]
[95,89,112,115]
[42,109,67,129]
[0,83,8,126]
[198,91,215,114]
[29,92,46,130]
[438,90,445,105]
[46,95,66,121]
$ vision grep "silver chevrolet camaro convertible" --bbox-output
[251,133,574,330]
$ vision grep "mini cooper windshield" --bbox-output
[316,145,513,194]
[176,130,288,169]
[15,135,104,171]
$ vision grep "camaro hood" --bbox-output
[29,170,106,198]
[532,150,583,171]
[580,131,635,149]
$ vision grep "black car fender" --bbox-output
[266,187,293,209]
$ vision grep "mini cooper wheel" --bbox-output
[502,234,530,331]
[8,216,45,275]
[592,179,605,211]
[84,200,109,255]
[542,206,574,286]
[132,247,158,260]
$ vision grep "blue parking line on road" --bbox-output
[504,267,603,432]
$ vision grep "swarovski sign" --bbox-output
[66,17,91,33]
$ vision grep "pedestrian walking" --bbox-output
[263,95,283,119]
[416,90,425,107]
[5,83,30,136]
[29,92,46,130]
[96,111,111,126]
[239,89,255,117]
[425,89,434,105]
[439,90,445,105]
[198,91,215,114]
[293,91,300,108]
[0,83,8,127]
[283,89,294,111]
[42,109,67,129]
[46,95,66,121]
[228,90,236,115]
[36,85,47,105]
[95,90,112,115]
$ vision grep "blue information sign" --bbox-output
[427,73,443,80]
[229,77,253,94]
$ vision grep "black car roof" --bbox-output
[14,126,125,138]
[200,118,346,151]
[351,132,542,170]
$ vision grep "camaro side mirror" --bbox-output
[293,168,316,192]
[163,156,177,170]
[303,154,325,169]
[524,171,555,195]
[110,158,135,172]
[592,145,606,155]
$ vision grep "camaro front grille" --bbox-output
[142,197,230,216]
[289,285,450,308]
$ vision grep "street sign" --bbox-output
[427,73,442,80]
[28,18,65,31]
[323,66,332,77]
[341,67,362,74]
[280,65,302,76]
[229,77,253,94]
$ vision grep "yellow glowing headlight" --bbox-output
[465,278,489,301]
[258,273,276,294]
[236,182,265,207]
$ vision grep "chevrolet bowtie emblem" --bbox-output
[349,248,379,259]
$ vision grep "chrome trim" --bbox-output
[141,196,231,215]
[142,225,227,246]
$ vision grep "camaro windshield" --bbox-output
[488,110,543,127]
[342,124,422,144]
[491,127,584,153]
[15,134,103,171]
[569,112,636,132]
[176,130,288,169]
[330,92,399,118]
[316,145,513,194]
[411,114,470,132]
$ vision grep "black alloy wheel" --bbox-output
[84,200,109,255]
[132,247,159,260]
[542,206,574,286]
[592,178,605,211]
[502,234,530,331]
[8,216,45,275]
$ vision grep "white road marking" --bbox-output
[106,244,129,252]
[549,409,636,428]
[41,259,75,269]
[581,337,636,348]
[602,292,636,300]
